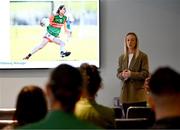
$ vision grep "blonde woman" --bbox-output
[117,32,149,114]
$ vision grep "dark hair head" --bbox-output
[56,5,65,14]
[14,85,47,126]
[49,64,82,112]
[79,63,102,97]
[148,67,180,95]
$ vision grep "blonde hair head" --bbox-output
[123,32,139,59]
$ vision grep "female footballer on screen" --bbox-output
[23,5,71,60]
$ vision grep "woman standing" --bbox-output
[117,32,149,114]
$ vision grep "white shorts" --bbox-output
[43,32,55,42]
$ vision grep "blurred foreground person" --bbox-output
[75,63,115,128]
[148,67,180,129]
[21,64,98,129]
[4,85,47,129]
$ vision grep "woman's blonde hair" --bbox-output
[123,32,139,59]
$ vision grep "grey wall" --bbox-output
[0,0,180,108]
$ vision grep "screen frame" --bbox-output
[0,0,100,70]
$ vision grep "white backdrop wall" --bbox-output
[0,0,180,108]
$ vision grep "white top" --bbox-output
[128,53,134,68]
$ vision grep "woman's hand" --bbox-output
[122,70,131,80]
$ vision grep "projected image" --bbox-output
[0,0,99,69]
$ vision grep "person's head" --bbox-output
[14,85,48,126]
[124,32,139,57]
[148,67,180,95]
[46,64,82,113]
[147,67,180,118]
[56,5,66,15]
[79,63,102,98]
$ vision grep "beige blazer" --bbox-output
[117,51,149,103]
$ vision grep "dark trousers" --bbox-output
[122,101,147,116]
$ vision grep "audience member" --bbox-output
[147,67,180,129]
[4,85,47,129]
[20,64,98,129]
[75,63,115,128]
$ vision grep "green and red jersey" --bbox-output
[47,15,67,37]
